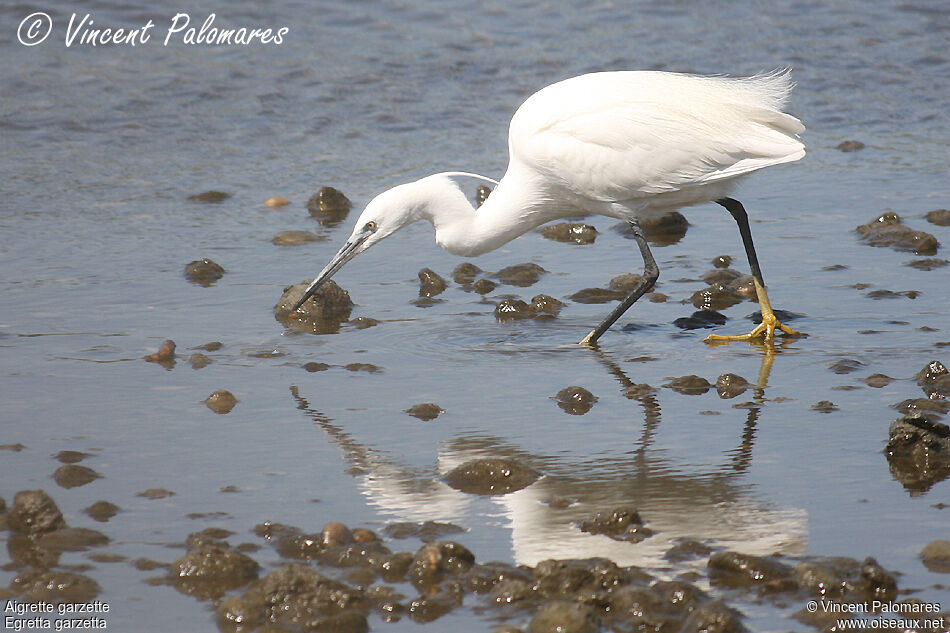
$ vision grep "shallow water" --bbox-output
[2,0,950,631]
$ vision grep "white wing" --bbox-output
[509,71,805,205]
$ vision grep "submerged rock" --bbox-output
[272,230,324,246]
[579,507,653,543]
[716,374,749,399]
[184,258,225,286]
[494,295,563,321]
[443,458,540,495]
[205,390,238,414]
[275,279,355,334]
[53,464,102,489]
[665,375,712,395]
[567,288,626,304]
[836,140,865,152]
[925,209,950,226]
[885,415,950,494]
[855,212,939,255]
[691,283,745,310]
[674,310,728,330]
[307,186,352,227]
[418,268,448,297]
[172,538,261,600]
[540,222,598,244]
[494,263,547,287]
[188,190,231,203]
[554,386,597,415]
[404,403,444,421]
[613,211,689,246]
[920,539,950,573]
[143,339,176,367]
[8,490,66,534]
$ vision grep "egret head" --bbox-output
[290,180,434,312]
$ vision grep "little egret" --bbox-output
[292,70,805,344]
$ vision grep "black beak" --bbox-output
[291,229,372,312]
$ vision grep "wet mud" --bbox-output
[7,487,945,632]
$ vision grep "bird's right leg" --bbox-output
[580,218,659,345]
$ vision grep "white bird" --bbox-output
[292,70,805,345]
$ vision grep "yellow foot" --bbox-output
[579,331,598,346]
[704,314,801,343]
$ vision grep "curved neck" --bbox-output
[426,170,562,257]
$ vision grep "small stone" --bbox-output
[143,340,176,365]
[666,375,712,395]
[812,400,838,413]
[920,539,950,573]
[271,230,324,246]
[540,222,598,244]
[53,464,102,489]
[137,488,175,499]
[189,353,213,369]
[473,278,497,294]
[716,373,749,399]
[405,403,444,421]
[494,263,547,287]
[307,186,352,227]
[84,501,120,523]
[184,258,225,286]
[188,190,231,203]
[264,196,290,207]
[554,386,597,414]
[926,209,950,226]
[205,390,238,414]
[837,140,865,152]
[418,268,448,297]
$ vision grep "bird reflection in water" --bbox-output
[290,345,804,570]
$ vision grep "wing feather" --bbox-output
[508,71,805,204]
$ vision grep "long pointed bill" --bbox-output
[291,230,372,312]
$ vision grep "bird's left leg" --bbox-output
[580,218,659,345]
[705,197,801,343]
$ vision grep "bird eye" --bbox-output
[364,221,377,232]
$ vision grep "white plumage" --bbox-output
[292,70,805,345]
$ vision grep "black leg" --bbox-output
[716,197,765,287]
[580,218,659,345]
[706,197,801,342]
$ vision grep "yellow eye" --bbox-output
[364,221,377,232]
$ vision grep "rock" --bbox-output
[674,310,728,330]
[920,539,950,573]
[554,386,597,414]
[205,390,238,414]
[716,374,749,399]
[143,339,176,367]
[708,551,793,587]
[529,602,597,633]
[272,230,325,246]
[885,416,950,494]
[184,258,225,286]
[855,212,939,255]
[84,501,120,522]
[444,458,540,495]
[691,283,744,310]
[188,190,231,203]
[275,279,355,334]
[172,540,260,600]
[307,186,352,227]
[8,490,66,534]
[666,375,712,395]
[917,360,950,399]
[836,140,865,152]
[476,186,492,207]
[452,262,482,284]
[614,211,689,246]
[408,541,475,588]
[493,263,547,287]
[53,464,102,489]
[264,196,290,207]
[418,268,448,297]
[405,403,444,421]
[579,506,653,543]
[540,222,598,244]
[567,288,627,304]
[925,209,950,226]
